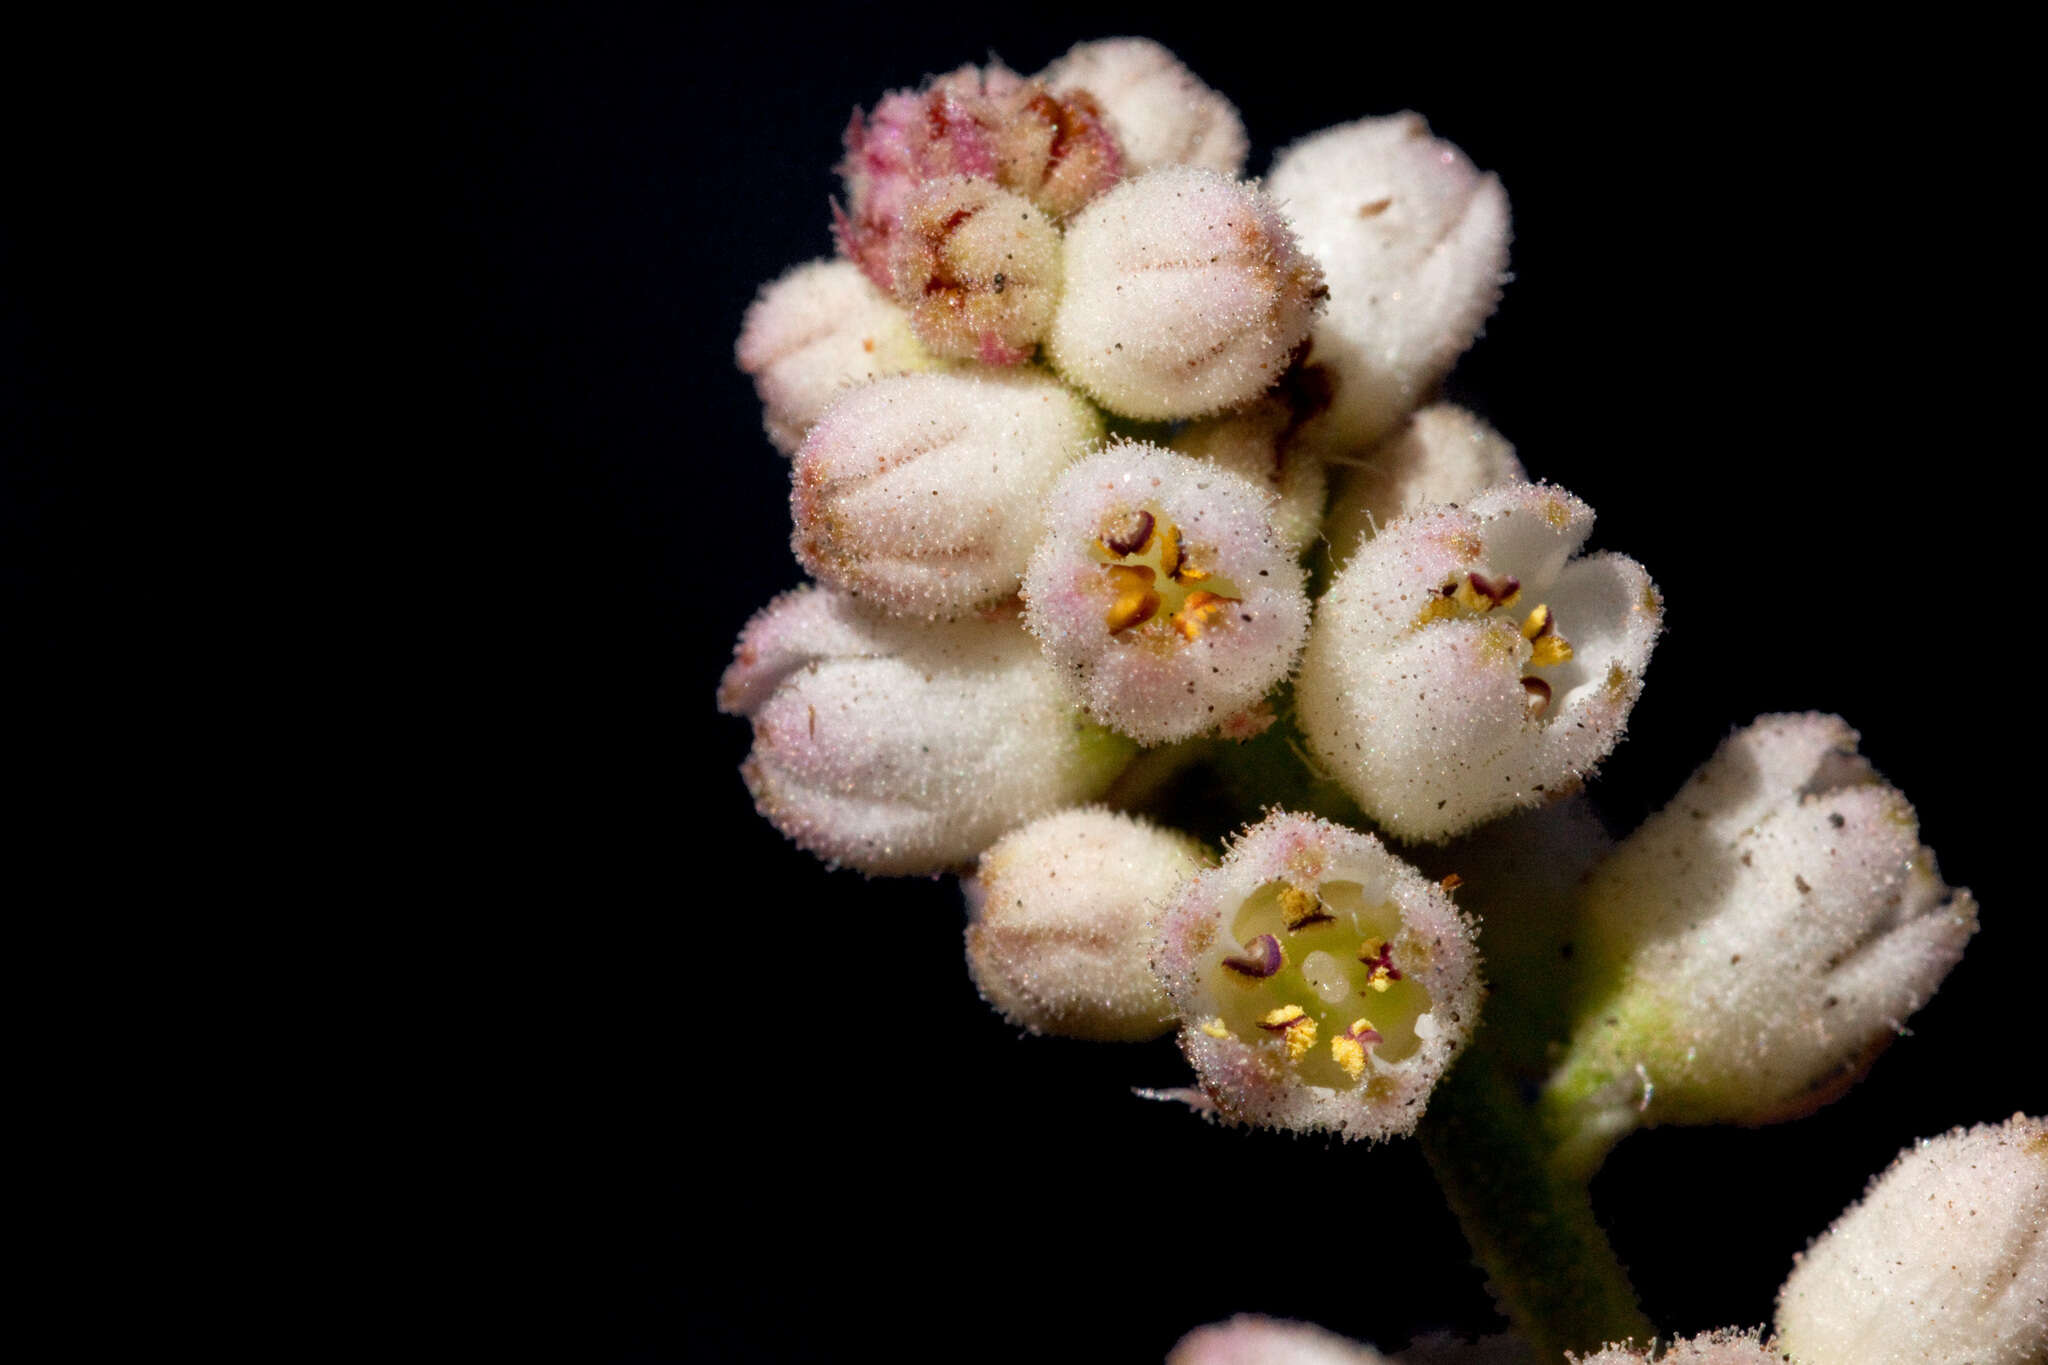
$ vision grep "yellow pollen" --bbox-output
[1455,575,1521,613]
[1414,594,1463,627]
[1200,1016,1230,1039]
[1528,631,1574,669]
[1154,520,1182,579]
[1331,1031,1367,1080]
[1520,603,1552,640]
[1171,590,1235,640]
[1103,564,1160,633]
[1278,885,1328,931]
[1259,1005,1317,1061]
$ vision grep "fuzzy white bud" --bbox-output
[1297,482,1662,842]
[1039,38,1248,178]
[791,370,1101,618]
[1169,1316,1396,1365]
[1267,115,1510,452]
[1548,715,1978,1148]
[734,259,932,454]
[717,587,1133,875]
[887,177,1063,365]
[1022,441,1310,743]
[1155,811,1482,1139]
[1322,404,1524,571]
[1170,395,1330,558]
[963,808,1210,1041]
[1048,167,1325,420]
[1570,1331,1781,1365]
[1775,1113,2047,1365]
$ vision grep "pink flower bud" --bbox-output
[834,63,1120,289]
[1570,1331,1780,1365]
[964,808,1210,1041]
[1322,404,1525,571]
[1267,115,1510,451]
[1775,1113,2046,1365]
[733,258,932,455]
[1170,393,1331,558]
[885,177,1062,364]
[1155,811,1482,1139]
[1021,441,1310,743]
[1039,38,1248,178]
[1297,482,1661,841]
[790,370,1100,618]
[718,586,1134,875]
[1169,1316,1395,1365]
[1047,167,1326,420]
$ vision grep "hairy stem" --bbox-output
[1419,1042,1655,1359]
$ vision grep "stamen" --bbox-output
[1520,603,1553,640]
[1358,937,1403,992]
[1521,675,1552,716]
[1199,1016,1230,1039]
[1278,884,1335,930]
[1222,933,1285,978]
[1103,564,1160,632]
[1457,571,1522,611]
[1099,508,1154,557]
[1258,1004,1318,1061]
[1330,1018,1382,1080]
[1171,589,1237,640]
[1528,630,1574,669]
[1154,519,1183,579]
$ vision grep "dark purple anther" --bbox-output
[1222,933,1284,978]
[1467,571,1521,606]
[1100,508,1154,557]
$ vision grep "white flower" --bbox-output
[717,586,1133,875]
[734,258,932,455]
[963,808,1210,1041]
[1170,394,1331,558]
[1038,38,1248,178]
[1544,715,1978,1163]
[1022,441,1310,743]
[1154,811,1482,1139]
[1047,167,1325,419]
[1267,114,1510,452]
[1570,1331,1781,1364]
[1322,403,1525,572]
[791,369,1100,618]
[1169,1315,1396,1365]
[1775,1113,2045,1365]
[1297,482,1661,842]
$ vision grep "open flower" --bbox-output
[791,369,1100,618]
[734,258,933,455]
[1321,404,1525,571]
[1569,1332,1780,1365]
[1296,482,1661,842]
[1266,113,1510,452]
[1542,715,1978,1170]
[1047,167,1325,419]
[963,808,1210,1041]
[718,586,1133,875]
[1774,1113,2045,1365]
[1038,37,1247,177]
[1155,811,1481,1139]
[1022,441,1310,743]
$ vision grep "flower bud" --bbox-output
[1155,811,1482,1139]
[1170,395,1330,558]
[1047,167,1325,420]
[1546,715,1977,1155]
[1322,404,1524,571]
[963,808,1210,1041]
[734,259,932,454]
[1297,482,1661,842]
[1775,1113,2046,1365]
[1022,441,1310,743]
[791,370,1101,618]
[718,586,1134,875]
[835,64,1119,288]
[1039,38,1248,178]
[1267,115,1510,450]
[1170,1316,1394,1365]
[1570,1331,1780,1365]
[886,177,1062,364]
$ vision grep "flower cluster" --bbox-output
[718,35,2011,1363]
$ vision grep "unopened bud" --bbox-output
[964,808,1210,1041]
[1775,1113,2046,1365]
[1267,114,1510,450]
[1323,404,1524,571]
[1171,395,1330,558]
[734,259,932,454]
[1022,441,1310,743]
[1039,38,1248,178]
[1570,1331,1780,1365]
[1546,715,1978,1163]
[1298,483,1661,842]
[1048,167,1325,420]
[718,586,1134,875]
[1155,811,1482,1139]
[791,370,1100,617]
[886,178,1062,364]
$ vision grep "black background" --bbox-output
[420,9,2034,1361]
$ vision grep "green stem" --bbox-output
[1418,1042,1655,1360]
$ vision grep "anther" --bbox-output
[1358,937,1403,992]
[1521,675,1552,716]
[1258,1004,1318,1061]
[1099,508,1154,557]
[1222,933,1285,978]
[1103,565,1161,632]
[1278,884,1335,930]
[1171,590,1237,640]
[1330,1018,1382,1080]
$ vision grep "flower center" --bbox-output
[1415,571,1575,716]
[1094,506,1243,639]
[1199,878,1436,1088]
